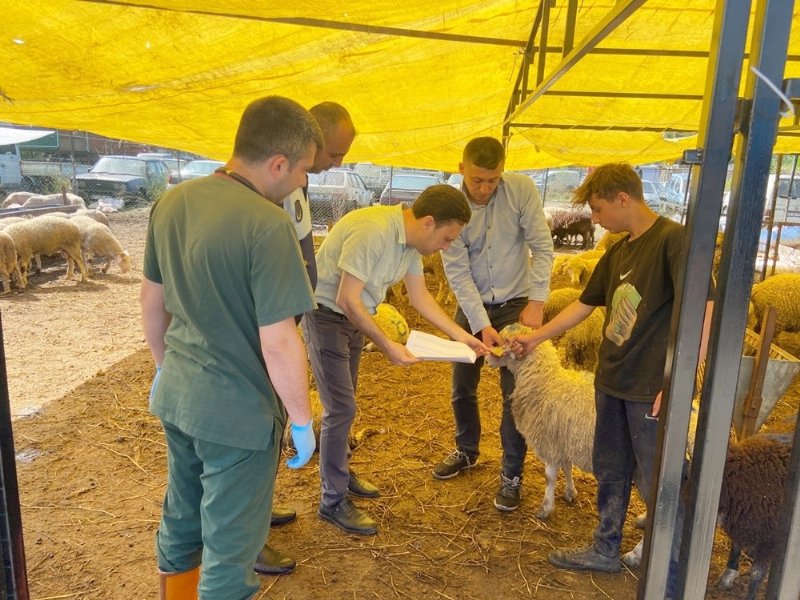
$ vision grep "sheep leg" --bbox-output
[0,274,9,294]
[563,463,576,504]
[716,545,741,590]
[536,462,558,519]
[33,253,42,274]
[64,247,88,282]
[745,561,767,600]
[622,537,644,568]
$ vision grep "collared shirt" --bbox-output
[442,172,554,334]
[282,186,312,240]
[314,204,423,315]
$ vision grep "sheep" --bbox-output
[71,208,110,227]
[0,217,27,230]
[422,251,452,305]
[21,192,86,209]
[490,326,646,563]
[750,273,800,335]
[80,221,131,274]
[546,207,594,248]
[561,307,605,371]
[3,216,87,286]
[488,328,596,519]
[2,191,35,208]
[595,230,628,252]
[543,287,582,326]
[562,253,602,287]
[0,231,22,294]
[716,431,793,600]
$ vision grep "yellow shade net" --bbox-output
[1,1,799,170]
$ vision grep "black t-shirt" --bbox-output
[579,217,684,401]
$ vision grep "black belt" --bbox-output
[484,296,528,309]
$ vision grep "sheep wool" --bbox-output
[562,308,605,371]
[543,287,582,326]
[0,231,21,294]
[422,251,452,305]
[81,222,131,274]
[717,432,793,600]
[751,273,800,335]
[372,302,410,344]
[491,330,597,519]
[3,216,87,286]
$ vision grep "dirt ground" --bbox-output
[3,209,798,599]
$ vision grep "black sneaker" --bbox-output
[493,473,521,512]
[548,544,621,573]
[432,449,475,480]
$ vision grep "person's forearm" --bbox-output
[261,321,311,425]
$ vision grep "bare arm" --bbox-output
[260,317,311,425]
[140,277,171,367]
[336,271,419,366]
[511,300,595,355]
[405,273,490,355]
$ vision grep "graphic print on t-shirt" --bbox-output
[606,282,642,347]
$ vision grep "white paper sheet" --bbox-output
[405,330,477,363]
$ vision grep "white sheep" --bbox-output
[2,191,35,209]
[750,273,800,335]
[561,308,605,371]
[563,253,601,287]
[71,208,110,227]
[80,221,131,274]
[0,217,28,230]
[3,216,87,286]
[21,192,86,209]
[489,327,644,564]
[0,231,22,294]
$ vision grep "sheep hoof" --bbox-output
[716,568,739,590]
[564,491,576,504]
[535,505,552,520]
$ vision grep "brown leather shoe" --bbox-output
[348,470,380,498]
[270,505,297,527]
[253,544,296,576]
[318,498,378,535]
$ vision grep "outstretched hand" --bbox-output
[286,419,315,469]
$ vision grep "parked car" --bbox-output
[446,173,463,188]
[379,173,440,205]
[179,159,224,181]
[352,162,392,198]
[307,168,372,225]
[653,181,683,205]
[75,155,169,203]
[137,152,187,184]
[641,180,663,211]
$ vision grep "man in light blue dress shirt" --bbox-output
[433,137,554,513]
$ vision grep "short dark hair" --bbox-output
[412,184,471,226]
[573,163,643,206]
[233,96,324,166]
[463,137,505,170]
[309,102,355,138]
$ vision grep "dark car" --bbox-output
[307,168,372,225]
[379,173,440,205]
[179,159,225,181]
[75,155,169,203]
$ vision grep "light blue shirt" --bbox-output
[315,205,423,315]
[442,172,554,334]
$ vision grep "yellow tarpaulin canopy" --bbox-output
[1,1,799,170]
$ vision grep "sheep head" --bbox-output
[486,323,533,370]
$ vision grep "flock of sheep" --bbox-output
[377,226,799,598]
[0,191,131,294]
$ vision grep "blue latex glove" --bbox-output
[149,367,161,408]
[286,419,315,469]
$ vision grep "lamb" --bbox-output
[80,221,131,274]
[0,231,22,294]
[716,431,793,600]
[3,216,87,286]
